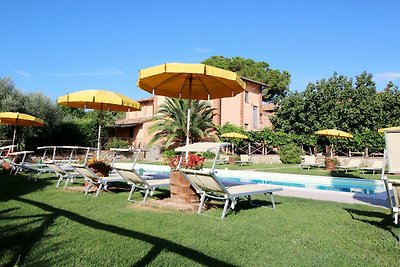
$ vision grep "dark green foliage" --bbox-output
[105,138,129,149]
[271,72,399,153]
[201,151,215,159]
[279,143,301,164]
[272,72,400,135]
[162,150,178,159]
[202,56,291,101]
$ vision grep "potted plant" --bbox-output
[87,158,112,177]
[325,157,339,171]
[167,153,205,203]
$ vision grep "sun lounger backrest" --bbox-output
[114,168,145,185]
[302,155,316,164]
[74,166,98,181]
[385,131,400,173]
[240,155,250,162]
[371,159,383,169]
[48,163,66,175]
[348,158,362,167]
[183,170,227,195]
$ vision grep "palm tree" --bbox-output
[149,98,216,149]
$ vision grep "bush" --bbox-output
[105,138,129,149]
[163,150,178,159]
[201,151,215,159]
[279,143,301,164]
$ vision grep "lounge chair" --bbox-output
[73,165,124,197]
[217,155,229,165]
[7,151,52,180]
[336,158,362,173]
[113,167,170,202]
[361,159,384,175]
[235,154,253,166]
[381,130,400,229]
[180,169,283,219]
[300,155,323,170]
[47,162,79,188]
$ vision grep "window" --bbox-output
[244,91,249,104]
[253,106,258,129]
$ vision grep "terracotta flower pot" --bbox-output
[325,159,337,171]
[169,170,199,203]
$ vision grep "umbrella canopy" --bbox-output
[57,89,140,158]
[0,112,44,147]
[315,129,353,138]
[378,126,400,133]
[137,63,246,156]
[137,63,246,100]
[221,132,248,139]
[57,89,140,111]
[315,129,353,158]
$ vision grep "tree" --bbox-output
[149,98,216,149]
[202,56,291,101]
[22,92,62,149]
[271,72,390,135]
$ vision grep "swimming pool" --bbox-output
[115,163,385,195]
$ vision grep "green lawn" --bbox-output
[1,173,399,266]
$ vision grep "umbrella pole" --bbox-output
[12,126,16,148]
[97,109,103,158]
[185,108,190,159]
[185,76,193,159]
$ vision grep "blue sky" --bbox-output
[1,0,399,101]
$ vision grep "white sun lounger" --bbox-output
[336,157,362,173]
[300,155,323,170]
[47,162,80,188]
[73,165,124,197]
[381,130,400,231]
[113,167,170,202]
[180,169,283,219]
[235,154,253,166]
[361,159,384,175]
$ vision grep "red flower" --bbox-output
[168,153,205,170]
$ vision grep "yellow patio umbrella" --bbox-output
[137,63,246,156]
[315,129,353,158]
[0,112,44,148]
[57,89,140,158]
[220,132,248,154]
[221,132,248,139]
[378,126,400,133]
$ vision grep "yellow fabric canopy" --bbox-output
[0,112,44,126]
[378,126,400,133]
[221,132,249,139]
[57,89,140,112]
[137,63,246,100]
[315,129,353,138]
[0,112,44,147]
[57,89,140,158]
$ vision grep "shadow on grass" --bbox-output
[344,208,399,241]
[13,197,237,267]
[0,174,52,202]
[0,207,58,267]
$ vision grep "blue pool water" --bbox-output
[130,163,385,195]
